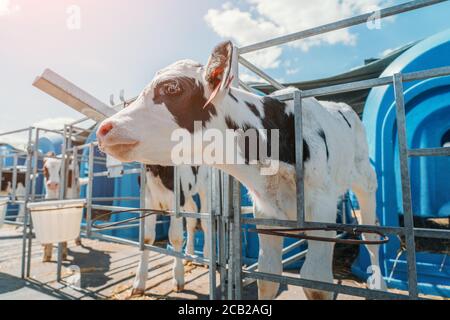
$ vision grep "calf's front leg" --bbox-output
[131,214,157,296]
[257,232,283,300]
[169,216,185,292]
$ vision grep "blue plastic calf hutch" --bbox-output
[353,29,450,298]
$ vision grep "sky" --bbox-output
[0,0,449,138]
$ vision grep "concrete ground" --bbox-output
[0,224,386,300]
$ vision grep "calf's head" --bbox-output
[97,41,235,165]
[43,152,61,193]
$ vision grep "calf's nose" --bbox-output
[98,121,114,139]
[47,182,59,190]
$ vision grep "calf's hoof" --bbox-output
[304,288,333,300]
[42,256,52,263]
[173,281,185,293]
[130,288,145,297]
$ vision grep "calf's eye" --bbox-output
[163,82,182,96]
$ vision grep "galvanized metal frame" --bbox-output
[1,0,448,300]
[229,0,450,300]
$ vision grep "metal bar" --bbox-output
[12,154,18,201]
[233,179,242,299]
[239,0,447,54]
[238,56,285,90]
[56,126,69,282]
[174,166,181,219]
[393,73,419,299]
[139,164,146,251]
[238,80,254,93]
[268,66,450,101]
[88,232,209,265]
[293,90,305,227]
[92,223,140,232]
[91,197,141,202]
[72,146,79,195]
[208,167,217,300]
[242,217,404,233]
[408,147,450,157]
[31,129,40,201]
[86,144,95,237]
[242,270,410,300]
[21,128,33,278]
[0,127,34,137]
[33,127,65,136]
[223,174,234,300]
[242,218,450,239]
[92,168,141,178]
[217,172,227,300]
[89,204,210,220]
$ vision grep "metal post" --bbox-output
[86,143,95,238]
[293,90,305,227]
[57,126,69,282]
[217,172,227,300]
[208,168,217,300]
[12,153,18,202]
[223,173,234,300]
[139,164,146,251]
[233,179,242,299]
[72,146,78,196]
[21,128,33,278]
[31,129,40,201]
[174,166,181,219]
[393,73,419,299]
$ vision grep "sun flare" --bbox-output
[0,0,20,16]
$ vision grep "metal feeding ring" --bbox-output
[90,208,171,230]
[248,227,390,245]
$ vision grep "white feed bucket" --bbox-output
[0,197,8,229]
[28,199,86,244]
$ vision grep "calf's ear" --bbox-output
[204,41,235,94]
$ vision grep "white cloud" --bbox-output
[0,0,20,16]
[239,71,265,84]
[205,0,392,70]
[286,68,300,75]
[33,117,76,131]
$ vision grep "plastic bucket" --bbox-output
[0,198,8,229]
[28,199,86,243]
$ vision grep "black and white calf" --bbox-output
[97,41,387,300]
[132,164,209,295]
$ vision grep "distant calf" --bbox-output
[42,152,86,262]
[0,169,26,221]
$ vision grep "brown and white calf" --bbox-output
[96,41,387,300]
[132,164,209,295]
[42,152,85,262]
[0,169,26,222]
